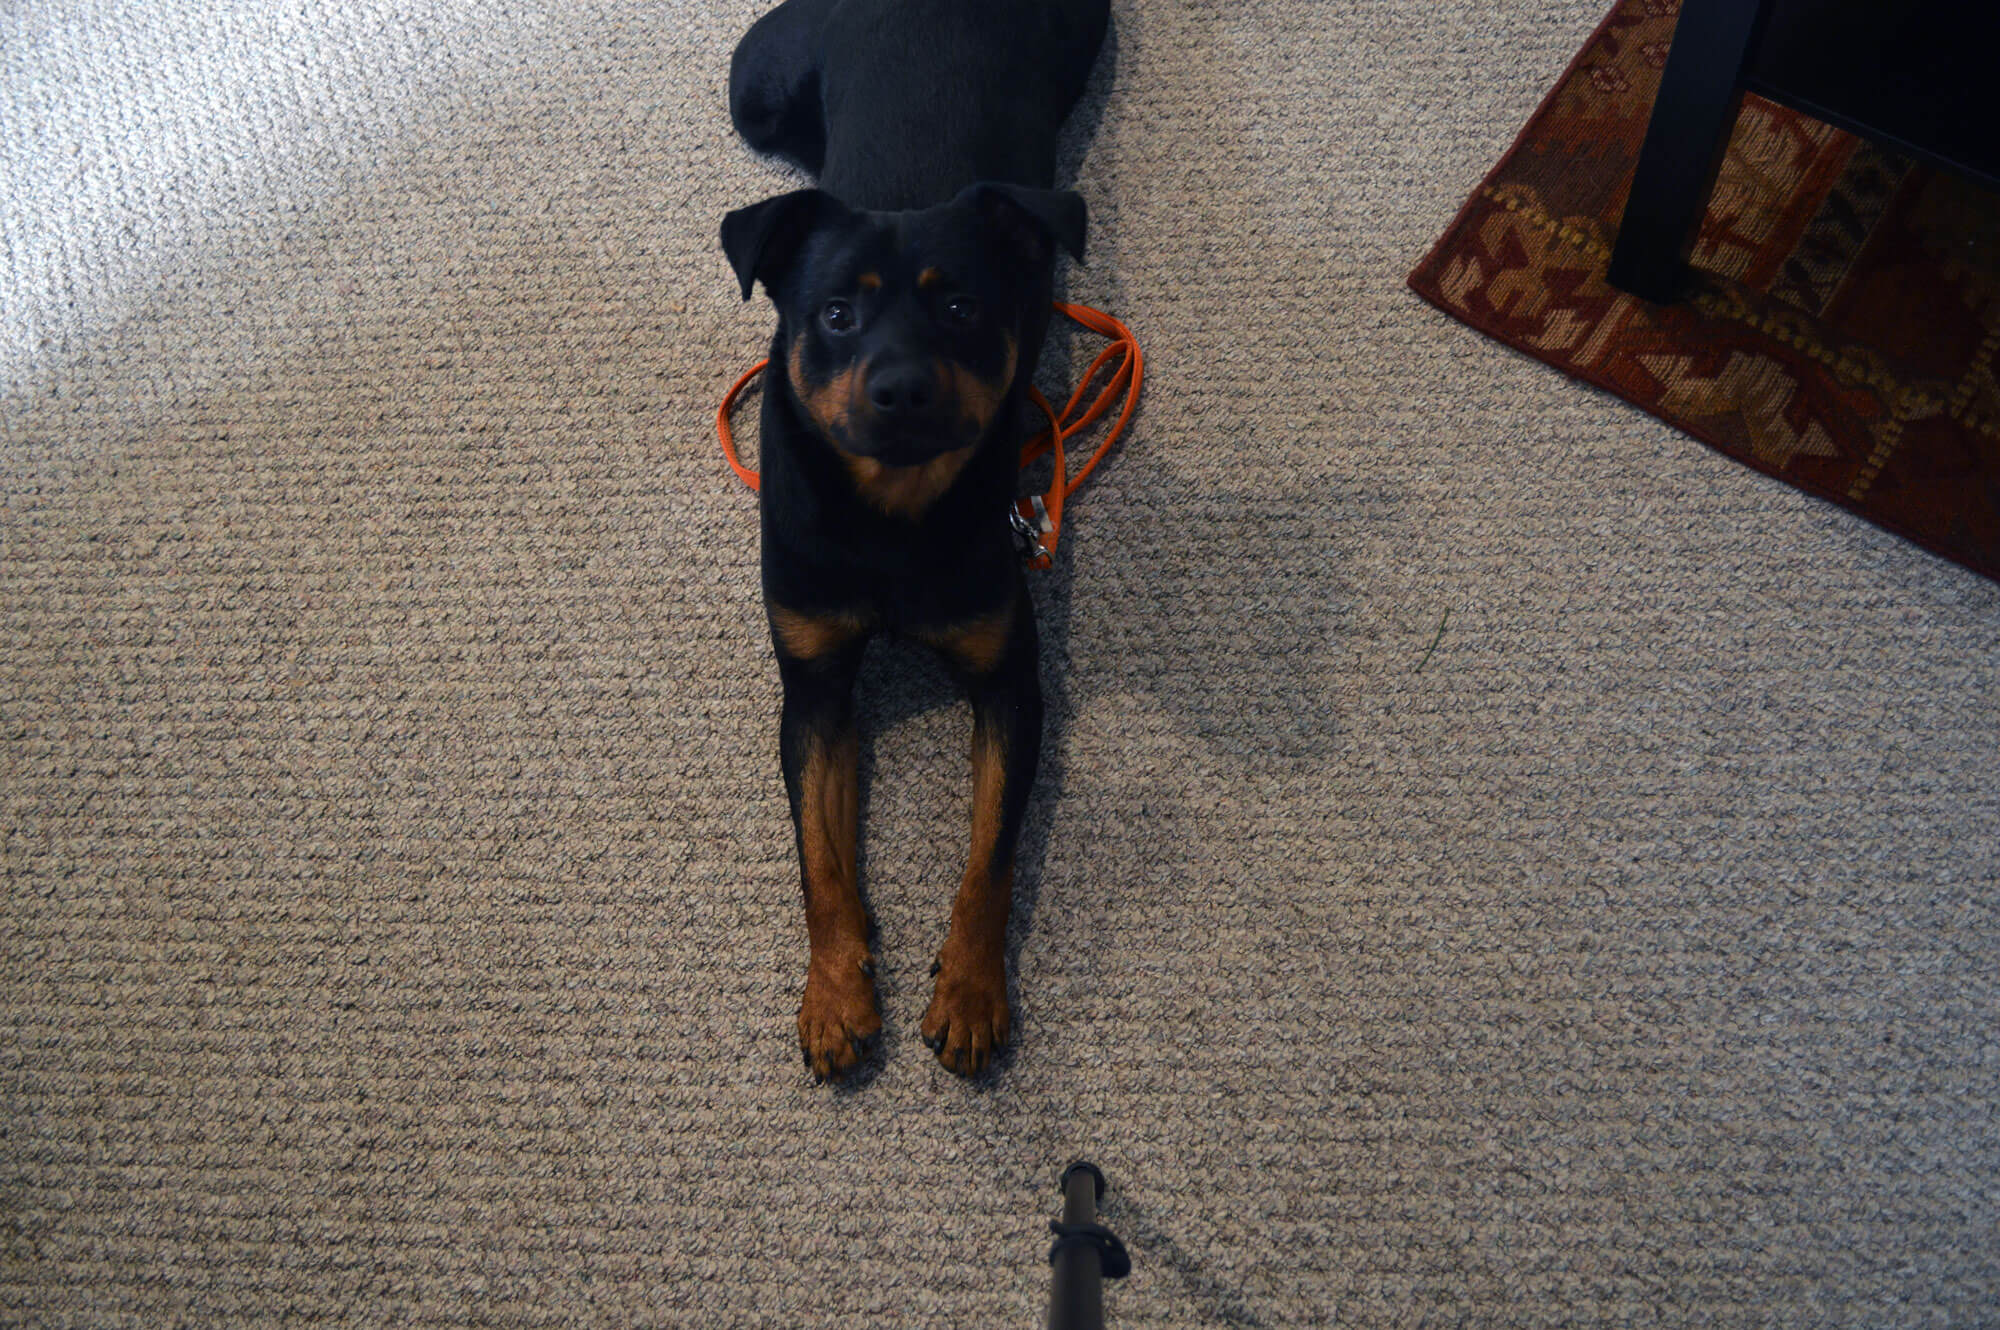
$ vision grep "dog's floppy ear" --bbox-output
[720,188,843,300]
[953,182,1088,265]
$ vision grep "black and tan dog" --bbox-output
[721,0,1109,1079]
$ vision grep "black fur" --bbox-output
[729,0,1107,207]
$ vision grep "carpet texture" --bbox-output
[1408,2,2000,584]
[5,1,1999,1325]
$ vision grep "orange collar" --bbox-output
[716,301,1142,569]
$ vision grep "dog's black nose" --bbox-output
[865,362,937,416]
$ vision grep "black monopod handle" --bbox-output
[1046,1162,1130,1330]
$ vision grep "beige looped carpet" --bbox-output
[5,1,1998,1325]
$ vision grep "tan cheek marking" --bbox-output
[770,605,871,661]
[949,336,1017,439]
[788,339,860,444]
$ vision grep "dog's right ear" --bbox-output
[720,188,842,301]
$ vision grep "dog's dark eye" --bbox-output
[944,296,980,326]
[821,300,857,333]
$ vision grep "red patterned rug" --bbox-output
[1408,0,2000,583]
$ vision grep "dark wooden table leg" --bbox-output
[1606,0,1770,304]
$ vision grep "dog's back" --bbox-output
[730,0,1108,210]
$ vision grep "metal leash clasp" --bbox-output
[1011,496,1055,569]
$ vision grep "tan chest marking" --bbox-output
[914,603,1016,677]
[839,448,978,520]
[769,605,873,661]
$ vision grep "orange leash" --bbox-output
[715,301,1142,569]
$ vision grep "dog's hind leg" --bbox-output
[728,0,839,175]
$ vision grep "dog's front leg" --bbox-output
[772,607,878,1081]
[917,595,1044,1076]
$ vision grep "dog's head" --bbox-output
[721,183,1085,467]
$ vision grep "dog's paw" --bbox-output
[797,952,881,1083]
[920,946,1009,1077]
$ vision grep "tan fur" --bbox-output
[966,725,1008,872]
[840,447,977,520]
[795,724,878,1080]
[950,336,1016,441]
[799,727,860,904]
[919,720,1015,1073]
[769,605,871,661]
[788,339,861,446]
[916,604,1015,677]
